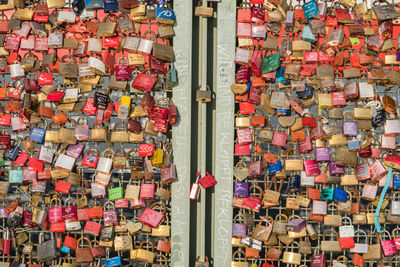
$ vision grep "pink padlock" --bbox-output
[237,128,252,145]
[248,159,262,178]
[75,117,90,141]
[271,127,287,148]
[304,159,320,176]
[369,159,387,182]
[48,198,63,223]
[381,134,396,150]
[332,91,346,106]
[371,147,381,158]
[103,201,118,226]
[115,57,130,81]
[11,115,26,132]
[298,136,313,154]
[381,231,398,256]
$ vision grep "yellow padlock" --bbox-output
[118,95,131,119]
[151,145,164,167]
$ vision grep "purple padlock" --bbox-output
[397,52,400,61]
[286,218,307,232]
[232,223,247,238]
[329,161,344,176]
[343,122,358,136]
[343,112,358,136]
[315,147,330,162]
[234,182,249,197]
[66,143,85,158]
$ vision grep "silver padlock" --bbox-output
[338,217,354,238]
[123,36,140,51]
[58,11,76,23]
[350,230,368,254]
[10,63,25,80]
[328,29,344,46]
[89,55,106,75]
[391,192,400,216]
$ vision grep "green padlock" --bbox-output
[0,157,5,167]
[261,53,280,73]
[108,178,124,201]
[320,188,334,201]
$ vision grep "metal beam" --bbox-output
[213,0,236,266]
[171,1,193,266]
[197,0,209,262]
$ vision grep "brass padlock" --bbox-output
[196,90,212,102]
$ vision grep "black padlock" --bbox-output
[7,211,22,227]
[287,174,300,192]
[94,92,110,110]
[100,226,114,241]
[372,106,386,127]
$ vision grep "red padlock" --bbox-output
[37,70,53,86]
[62,198,76,221]
[64,235,78,250]
[50,221,65,233]
[28,157,43,172]
[83,220,102,236]
[83,98,97,115]
[138,144,155,157]
[139,206,164,228]
[199,172,217,189]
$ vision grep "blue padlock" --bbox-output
[4,140,21,161]
[156,8,176,24]
[303,0,319,19]
[301,25,316,43]
[72,0,85,16]
[297,84,313,99]
[105,256,121,267]
[9,169,23,184]
[61,246,70,253]
[347,139,360,150]
[276,109,291,116]
[269,160,282,175]
[287,174,300,192]
[333,187,347,202]
[170,65,178,85]
[30,127,46,144]
[393,174,400,189]
[85,0,103,10]
[103,0,118,12]
[277,67,290,86]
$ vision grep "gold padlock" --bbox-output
[292,40,311,51]
[235,112,250,128]
[329,134,348,146]
[282,242,302,265]
[317,93,332,109]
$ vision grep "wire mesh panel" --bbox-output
[232,0,400,266]
[0,1,176,266]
